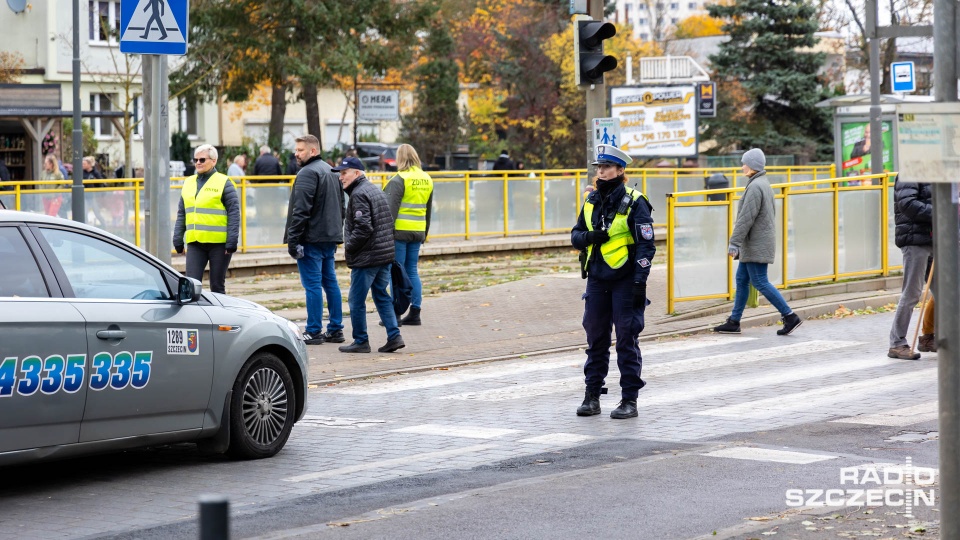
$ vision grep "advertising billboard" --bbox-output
[840,121,893,177]
[610,86,698,158]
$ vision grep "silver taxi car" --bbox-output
[0,210,308,465]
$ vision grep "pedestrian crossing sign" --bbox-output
[119,0,189,55]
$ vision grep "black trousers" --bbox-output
[185,242,232,294]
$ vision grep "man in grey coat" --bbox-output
[713,148,802,335]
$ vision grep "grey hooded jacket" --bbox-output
[728,170,776,264]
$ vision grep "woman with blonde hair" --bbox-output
[40,154,66,216]
[382,144,433,325]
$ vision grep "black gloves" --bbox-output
[633,282,646,310]
[174,245,184,254]
[226,246,237,254]
[585,230,609,245]
[288,243,300,259]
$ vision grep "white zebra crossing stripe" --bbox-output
[702,447,838,464]
[283,444,498,483]
[696,368,936,420]
[641,356,898,407]
[393,424,523,439]
[831,401,938,426]
[326,335,757,395]
[436,340,862,402]
[519,433,595,445]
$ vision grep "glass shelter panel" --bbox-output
[838,190,881,273]
[673,205,729,299]
[787,192,835,281]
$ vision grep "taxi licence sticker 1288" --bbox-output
[167,328,199,355]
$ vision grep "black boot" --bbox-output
[576,389,602,416]
[610,400,638,419]
[400,307,421,326]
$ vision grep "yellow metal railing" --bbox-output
[0,164,835,252]
[665,172,900,314]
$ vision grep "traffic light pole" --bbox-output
[584,0,606,177]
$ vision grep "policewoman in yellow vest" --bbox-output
[383,144,433,326]
[571,145,656,420]
[173,144,241,294]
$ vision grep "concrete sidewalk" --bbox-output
[283,262,902,386]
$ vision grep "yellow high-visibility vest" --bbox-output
[393,166,433,232]
[182,171,232,244]
[582,186,645,271]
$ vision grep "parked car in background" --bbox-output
[379,144,400,172]
[334,142,399,172]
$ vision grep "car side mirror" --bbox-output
[177,276,202,305]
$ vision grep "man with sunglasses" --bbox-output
[173,144,240,294]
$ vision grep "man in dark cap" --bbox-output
[333,156,405,354]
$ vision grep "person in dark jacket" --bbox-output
[0,158,10,184]
[382,144,433,326]
[888,177,933,360]
[491,150,515,170]
[284,135,346,345]
[172,144,240,294]
[334,156,405,354]
[286,154,300,176]
[570,145,655,420]
[253,145,282,177]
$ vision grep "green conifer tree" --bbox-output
[706,0,833,161]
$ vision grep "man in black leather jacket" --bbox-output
[334,156,405,354]
[284,135,346,345]
[888,177,933,360]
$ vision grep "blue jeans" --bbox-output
[296,243,343,335]
[348,264,400,343]
[394,240,423,309]
[730,262,793,321]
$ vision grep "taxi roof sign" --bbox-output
[119,0,189,55]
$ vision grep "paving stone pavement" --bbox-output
[0,312,938,539]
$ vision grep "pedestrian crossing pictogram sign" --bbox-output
[119,0,189,55]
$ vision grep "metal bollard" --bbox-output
[198,494,230,540]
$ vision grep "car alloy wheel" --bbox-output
[242,366,289,446]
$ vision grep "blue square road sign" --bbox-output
[891,61,915,93]
[120,0,189,55]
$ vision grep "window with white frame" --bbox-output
[90,93,115,138]
[639,18,648,25]
[688,2,697,8]
[88,0,120,44]
[640,33,649,40]
[625,4,633,24]
[670,2,679,9]
[131,95,143,137]
[177,98,198,136]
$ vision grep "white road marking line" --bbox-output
[702,447,838,464]
[437,340,862,402]
[283,444,498,483]
[392,424,523,439]
[641,356,899,407]
[518,433,595,445]
[297,415,387,429]
[831,401,939,426]
[326,335,757,395]
[696,368,936,420]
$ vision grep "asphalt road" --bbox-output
[1,311,940,539]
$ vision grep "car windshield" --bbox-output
[382,148,397,159]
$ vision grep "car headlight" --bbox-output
[285,319,304,341]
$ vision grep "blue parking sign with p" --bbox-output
[119,0,189,55]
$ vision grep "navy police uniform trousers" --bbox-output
[582,275,646,400]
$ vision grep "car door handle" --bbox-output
[96,330,127,340]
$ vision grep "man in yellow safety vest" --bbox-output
[173,144,240,294]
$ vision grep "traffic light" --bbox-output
[575,18,617,86]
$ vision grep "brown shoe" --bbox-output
[888,345,921,360]
[918,334,938,353]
